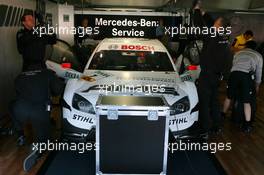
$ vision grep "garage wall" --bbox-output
[89,0,169,8]
[229,14,264,43]
[46,3,75,45]
[175,0,252,11]
[212,11,264,43]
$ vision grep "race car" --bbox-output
[46,38,199,140]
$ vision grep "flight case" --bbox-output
[95,95,170,175]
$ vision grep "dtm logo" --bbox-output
[108,44,119,50]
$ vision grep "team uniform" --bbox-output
[11,68,64,143]
[16,28,57,70]
[193,9,232,133]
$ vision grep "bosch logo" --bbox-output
[121,45,155,51]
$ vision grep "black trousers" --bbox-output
[198,71,222,132]
[10,99,51,142]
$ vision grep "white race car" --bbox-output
[46,38,199,140]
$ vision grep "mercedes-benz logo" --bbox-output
[108,44,119,50]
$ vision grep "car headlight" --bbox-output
[72,94,95,114]
[170,96,190,115]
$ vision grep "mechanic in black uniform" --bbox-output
[192,1,232,135]
[16,13,57,71]
[10,63,64,172]
[74,17,95,69]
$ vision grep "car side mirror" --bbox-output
[186,65,198,71]
[61,63,72,69]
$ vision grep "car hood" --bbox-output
[66,70,189,106]
[83,70,180,84]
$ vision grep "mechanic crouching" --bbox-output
[10,64,64,172]
[192,2,232,135]
[222,41,263,133]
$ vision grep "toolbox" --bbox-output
[95,95,170,175]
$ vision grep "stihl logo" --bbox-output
[121,45,154,51]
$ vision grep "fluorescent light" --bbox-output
[234,11,264,15]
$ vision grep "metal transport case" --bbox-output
[96,95,170,175]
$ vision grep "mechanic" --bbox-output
[222,41,263,133]
[156,18,165,40]
[16,12,57,71]
[156,18,169,48]
[74,17,95,69]
[257,42,264,81]
[192,1,232,135]
[231,30,254,53]
[76,18,91,45]
[10,63,64,171]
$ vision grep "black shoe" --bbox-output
[17,135,26,146]
[23,147,39,172]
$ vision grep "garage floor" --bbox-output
[0,83,263,175]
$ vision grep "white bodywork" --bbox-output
[47,38,199,137]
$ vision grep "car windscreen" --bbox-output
[88,50,174,71]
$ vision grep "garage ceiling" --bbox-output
[249,0,264,9]
[64,0,170,8]
[55,0,264,11]
[173,0,264,10]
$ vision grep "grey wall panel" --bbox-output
[226,14,264,43]
[249,0,264,9]
[0,28,23,116]
[4,6,12,26]
[10,7,17,26]
[16,8,24,26]
[0,4,8,26]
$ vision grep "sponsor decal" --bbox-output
[65,72,80,79]
[169,117,188,125]
[181,75,193,81]
[121,45,154,51]
[108,44,119,50]
[81,76,96,82]
[73,114,94,124]
[95,71,111,77]
[116,76,176,83]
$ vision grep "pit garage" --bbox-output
[0,0,264,175]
